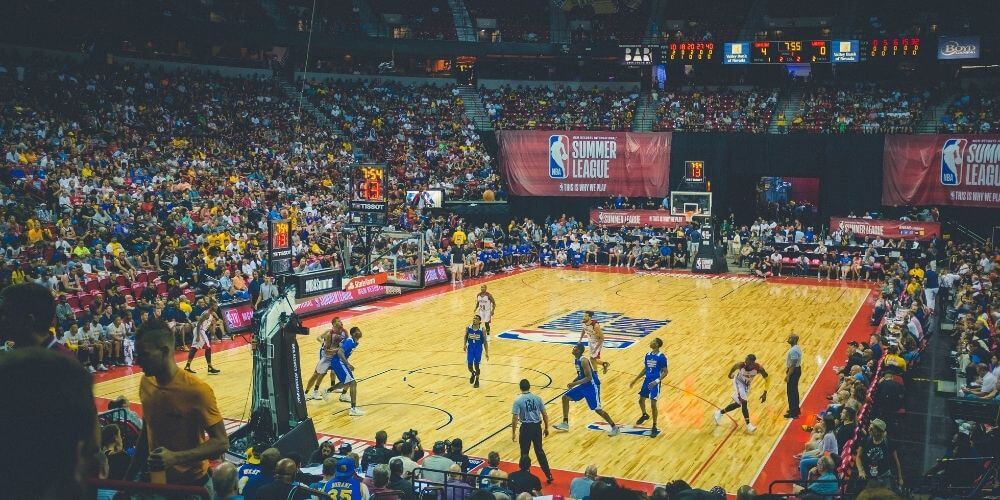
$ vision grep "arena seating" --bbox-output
[788,85,929,134]
[652,88,778,133]
[480,85,638,131]
[465,0,549,42]
[939,84,1000,133]
[303,79,498,201]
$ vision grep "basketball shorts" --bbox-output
[331,358,355,384]
[477,307,492,324]
[315,354,333,375]
[566,382,601,410]
[191,328,210,349]
[732,380,750,405]
[466,346,483,364]
[638,380,660,401]
[588,340,603,360]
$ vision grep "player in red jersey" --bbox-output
[713,354,769,433]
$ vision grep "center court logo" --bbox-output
[941,138,967,186]
[549,135,569,179]
[498,310,669,349]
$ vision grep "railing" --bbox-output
[411,467,512,499]
[87,479,210,500]
[945,220,987,245]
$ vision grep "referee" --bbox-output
[784,333,802,419]
[512,379,554,484]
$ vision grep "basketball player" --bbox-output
[553,343,619,436]
[629,338,668,437]
[474,285,497,335]
[326,317,348,393]
[577,311,610,374]
[306,329,335,400]
[330,327,363,402]
[713,354,769,433]
[464,314,489,388]
[330,327,364,416]
[183,311,220,374]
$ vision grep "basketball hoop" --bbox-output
[684,211,695,224]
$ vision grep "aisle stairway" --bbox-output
[456,86,493,131]
[632,92,657,132]
[768,87,803,134]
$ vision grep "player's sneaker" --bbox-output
[607,426,620,437]
[348,407,365,416]
[649,427,660,438]
[208,367,221,375]
[474,378,480,388]
[713,410,722,426]
[184,366,196,373]
[552,421,570,431]
[746,423,757,433]
[97,364,108,371]
[636,414,650,425]
[339,393,351,403]
[310,390,320,400]
[470,372,476,384]
[87,365,97,374]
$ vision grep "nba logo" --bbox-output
[549,135,569,179]
[941,138,966,186]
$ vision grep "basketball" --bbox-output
[482,189,496,201]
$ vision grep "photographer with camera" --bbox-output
[393,429,424,462]
[445,438,471,473]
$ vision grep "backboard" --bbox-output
[670,191,712,218]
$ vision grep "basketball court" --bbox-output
[93,266,874,493]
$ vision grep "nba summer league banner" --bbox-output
[883,134,1000,208]
[498,131,671,197]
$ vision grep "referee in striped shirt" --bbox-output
[512,379,554,484]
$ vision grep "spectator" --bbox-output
[793,455,839,497]
[421,441,457,483]
[477,451,503,488]
[213,461,242,500]
[238,447,281,496]
[367,464,398,500]
[445,438,471,473]
[508,456,542,496]
[126,319,229,490]
[570,464,598,499]
[102,424,131,480]
[363,430,394,471]
[0,282,72,356]
[309,441,336,466]
[1,347,99,499]
[322,456,370,499]
[854,418,904,492]
[256,458,310,500]
[388,457,416,500]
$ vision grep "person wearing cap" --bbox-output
[321,456,369,499]
[854,418,903,492]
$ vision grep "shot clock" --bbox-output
[349,163,389,227]
[268,219,293,276]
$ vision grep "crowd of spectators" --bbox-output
[786,84,929,134]
[938,84,1000,134]
[304,79,498,201]
[652,88,779,133]
[481,85,638,131]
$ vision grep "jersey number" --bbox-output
[525,400,536,412]
[331,490,353,500]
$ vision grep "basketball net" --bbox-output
[684,211,695,224]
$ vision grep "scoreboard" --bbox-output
[268,219,293,275]
[667,41,715,61]
[864,38,920,59]
[349,163,389,226]
[750,40,832,64]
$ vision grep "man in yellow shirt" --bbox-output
[452,226,467,246]
[127,320,228,487]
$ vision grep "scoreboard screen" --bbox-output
[684,160,705,182]
[268,219,293,275]
[751,40,831,64]
[668,42,715,62]
[863,38,920,59]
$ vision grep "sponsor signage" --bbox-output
[219,265,450,333]
[342,272,388,292]
[883,134,1000,207]
[937,36,980,60]
[295,269,343,299]
[829,218,941,241]
[723,42,750,64]
[832,40,860,62]
[499,131,671,197]
[621,44,658,66]
[589,208,688,228]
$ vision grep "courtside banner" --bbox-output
[883,135,1000,207]
[829,218,941,241]
[590,208,688,228]
[499,131,671,197]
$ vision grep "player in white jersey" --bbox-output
[183,311,220,375]
[577,311,610,374]
[474,285,497,335]
[713,354,769,433]
[306,328,337,400]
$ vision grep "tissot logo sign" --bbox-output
[294,269,343,299]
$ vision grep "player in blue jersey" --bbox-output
[330,326,364,416]
[553,343,619,436]
[464,314,489,388]
[630,338,668,437]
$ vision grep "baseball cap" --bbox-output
[245,446,261,465]
[338,443,352,455]
[335,457,355,477]
[870,419,887,432]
